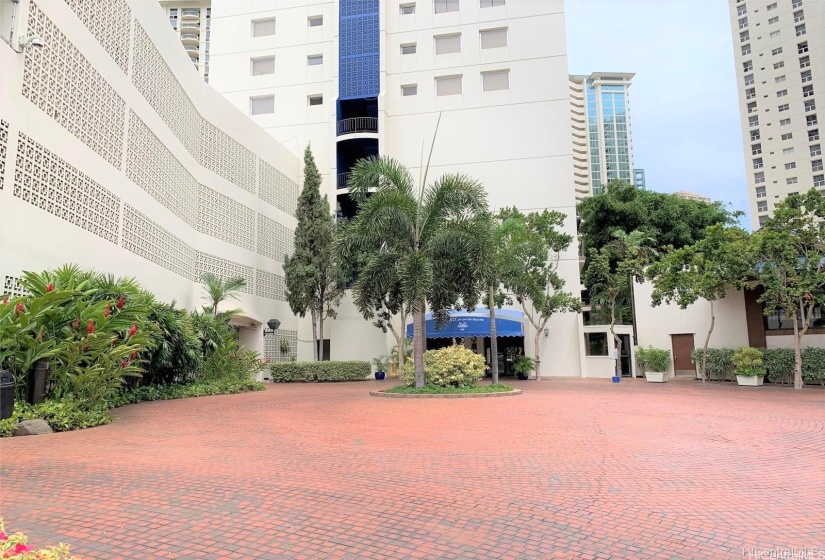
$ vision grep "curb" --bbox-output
[369,389,523,399]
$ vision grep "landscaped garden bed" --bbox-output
[372,383,520,398]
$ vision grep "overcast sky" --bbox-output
[565,0,750,225]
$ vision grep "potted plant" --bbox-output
[279,337,290,357]
[512,355,534,380]
[732,346,765,386]
[636,347,671,383]
[371,356,388,380]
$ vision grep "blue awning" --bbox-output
[405,307,524,339]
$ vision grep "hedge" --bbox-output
[270,361,370,382]
[691,347,825,384]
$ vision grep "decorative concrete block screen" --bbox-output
[264,329,298,361]
[197,184,255,251]
[122,204,196,280]
[259,159,299,216]
[3,276,30,298]
[255,269,286,301]
[63,0,131,73]
[339,0,379,99]
[257,214,294,263]
[0,119,8,190]
[199,119,256,194]
[195,252,254,294]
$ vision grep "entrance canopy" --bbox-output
[406,307,524,339]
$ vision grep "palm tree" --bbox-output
[201,273,246,315]
[343,156,489,388]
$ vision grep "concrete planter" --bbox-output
[736,375,764,387]
[645,371,669,383]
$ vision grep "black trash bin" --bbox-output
[28,359,49,405]
[0,369,14,421]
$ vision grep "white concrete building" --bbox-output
[0,0,309,362]
[160,0,212,82]
[674,190,711,203]
[210,0,587,377]
[728,0,824,229]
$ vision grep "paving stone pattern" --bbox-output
[1,378,823,560]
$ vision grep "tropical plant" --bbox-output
[635,347,671,373]
[342,127,489,388]
[0,518,80,559]
[279,336,291,356]
[751,189,825,389]
[648,225,752,383]
[732,347,765,377]
[200,272,246,315]
[371,356,389,372]
[512,355,535,378]
[403,345,485,388]
[284,144,346,361]
[139,300,202,385]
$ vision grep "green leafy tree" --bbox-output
[647,225,752,382]
[342,154,489,388]
[583,230,656,377]
[499,208,583,381]
[751,189,825,389]
[200,273,246,316]
[284,144,345,360]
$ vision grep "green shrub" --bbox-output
[270,361,370,382]
[732,346,765,376]
[635,347,671,373]
[691,348,735,381]
[762,347,825,384]
[385,384,514,394]
[403,345,485,388]
[140,301,202,385]
[106,378,265,408]
[0,397,111,436]
[801,348,825,383]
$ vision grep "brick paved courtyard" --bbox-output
[1,378,823,560]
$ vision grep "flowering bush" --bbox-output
[404,345,485,388]
[0,519,79,559]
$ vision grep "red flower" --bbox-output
[4,543,33,557]
[87,319,95,335]
[72,319,80,330]
[15,302,24,315]
[104,303,111,318]
[116,295,125,310]
[2,296,8,304]
[130,351,137,361]
[0,531,6,541]
[120,359,127,369]
[46,282,54,292]
[128,322,138,338]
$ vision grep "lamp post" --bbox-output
[262,318,281,338]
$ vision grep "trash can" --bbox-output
[0,369,14,421]
[28,359,49,405]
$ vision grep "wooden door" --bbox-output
[671,334,695,373]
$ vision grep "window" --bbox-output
[755,171,766,183]
[800,56,811,69]
[749,115,759,127]
[434,0,459,13]
[436,75,462,96]
[803,85,814,97]
[801,70,812,83]
[814,174,825,187]
[741,31,750,43]
[308,15,323,27]
[785,162,796,170]
[812,159,823,172]
[811,144,822,157]
[798,41,808,54]
[401,84,418,96]
[739,17,748,29]
[480,28,507,49]
[759,215,769,227]
[746,88,757,100]
[781,119,791,126]
[401,43,417,55]
[757,201,768,212]
[753,157,763,169]
[782,132,793,140]
[807,114,818,127]
[776,75,786,83]
[482,70,509,92]
[805,100,817,112]
[737,4,747,15]
[752,143,762,155]
[773,61,784,69]
[250,96,274,115]
[756,186,767,198]
[786,177,798,185]
[795,24,805,36]
[777,90,788,98]
[792,0,802,7]
[252,18,276,37]
[435,34,461,55]
[744,74,754,86]
[308,95,323,106]
[400,3,416,14]
[584,332,608,356]
[481,0,506,6]
[307,54,323,65]
[743,61,753,72]
[251,56,275,76]
[810,128,821,142]
[767,2,777,9]
[742,44,751,56]
[747,101,757,113]
[794,10,804,22]
[779,103,789,112]
[771,47,783,55]
[783,147,795,155]
[768,16,779,24]
[750,129,761,141]
[770,30,781,38]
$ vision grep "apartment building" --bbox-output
[160,0,211,81]
[633,168,646,190]
[674,190,712,203]
[210,0,587,376]
[729,0,824,229]
[0,0,306,361]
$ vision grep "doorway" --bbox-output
[670,333,696,375]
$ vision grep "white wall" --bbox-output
[766,334,825,349]
[0,0,307,360]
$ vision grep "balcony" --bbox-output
[336,117,378,136]
[337,173,351,189]
[180,20,200,33]
[180,34,199,45]
[184,45,199,58]
[181,8,201,19]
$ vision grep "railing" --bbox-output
[336,117,378,136]
[182,8,201,18]
[180,34,200,41]
[183,45,199,53]
[180,20,200,29]
[337,173,351,189]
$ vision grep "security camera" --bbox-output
[19,36,45,49]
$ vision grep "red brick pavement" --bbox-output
[1,378,823,560]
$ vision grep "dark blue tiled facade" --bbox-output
[339,0,379,100]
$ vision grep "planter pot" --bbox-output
[374,371,386,381]
[736,375,764,387]
[612,376,621,383]
[515,373,528,380]
[28,359,49,405]
[645,371,669,383]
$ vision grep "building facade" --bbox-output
[633,168,646,190]
[569,72,634,197]
[728,0,824,229]
[210,0,587,376]
[160,0,212,82]
[674,190,711,203]
[0,0,308,362]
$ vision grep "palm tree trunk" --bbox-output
[488,284,498,385]
[412,300,426,388]
[702,300,715,384]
